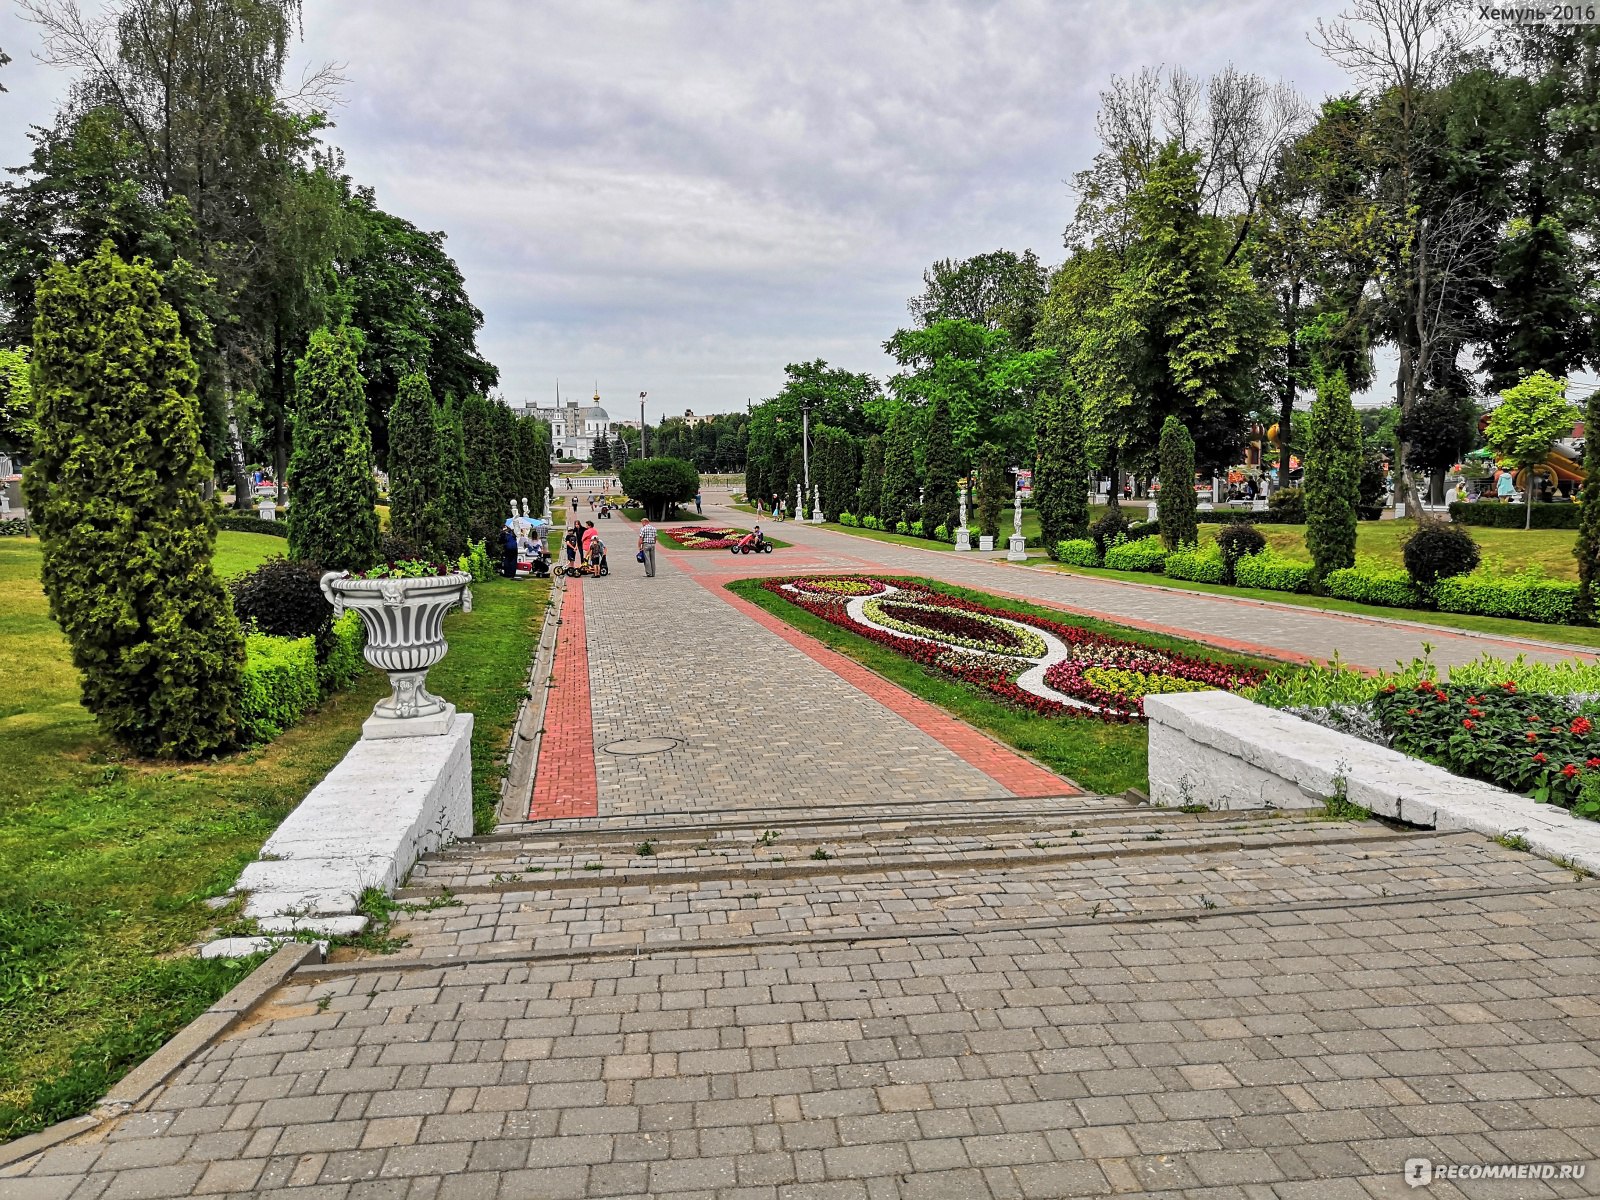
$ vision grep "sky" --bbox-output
[0,0,1362,418]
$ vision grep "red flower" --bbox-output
[1407,708,1419,716]
[1502,681,1519,693]
[1468,695,1481,704]
[1384,684,1398,694]
[1563,763,1580,779]
[1527,731,1539,743]
[1468,707,1483,717]
[1462,719,1475,730]
[1437,692,1449,703]
[1416,680,1436,693]
[1572,717,1593,736]
[1534,752,1548,764]
[1586,758,1599,769]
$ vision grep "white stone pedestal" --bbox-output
[1007,534,1027,561]
[979,535,995,552]
[955,527,971,551]
[257,500,276,521]
[363,702,458,741]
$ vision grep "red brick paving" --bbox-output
[528,578,599,820]
[697,574,1079,799]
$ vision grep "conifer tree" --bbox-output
[430,395,471,557]
[921,394,959,536]
[288,325,380,570]
[880,408,920,530]
[1304,371,1361,580]
[1576,387,1600,619]
[856,435,884,520]
[591,435,612,471]
[975,443,1006,542]
[388,372,440,549]
[1035,384,1091,554]
[25,243,244,757]
[1156,416,1199,550]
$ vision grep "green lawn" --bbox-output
[1220,520,1581,582]
[0,535,545,1141]
[212,530,287,578]
[730,576,1276,797]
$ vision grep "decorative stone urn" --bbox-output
[321,570,473,739]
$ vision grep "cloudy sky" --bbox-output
[0,0,1359,417]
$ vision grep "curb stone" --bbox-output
[0,941,323,1171]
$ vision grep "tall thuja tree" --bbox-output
[814,425,858,520]
[25,243,243,757]
[519,416,550,508]
[1303,371,1361,580]
[429,395,470,556]
[880,407,920,530]
[974,443,1006,542]
[0,344,31,452]
[457,393,500,539]
[1576,388,1600,618]
[590,435,612,472]
[1034,384,1089,554]
[921,393,958,536]
[855,434,884,521]
[387,372,439,549]
[288,325,379,570]
[1156,417,1199,550]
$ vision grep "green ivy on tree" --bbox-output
[387,371,440,550]
[1304,371,1361,580]
[975,443,1006,542]
[288,325,379,570]
[1156,416,1198,550]
[25,243,245,758]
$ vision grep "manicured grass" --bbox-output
[1212,520,1582,581]
[0,536,545,1141]
[1035,559,1600,651]
[212,530,288,579]
[729,575,1276,797]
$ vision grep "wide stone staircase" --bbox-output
[336,793,1575,967]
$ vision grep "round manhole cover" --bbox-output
[602,737,682,756]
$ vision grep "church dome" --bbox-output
[581,405,609,421]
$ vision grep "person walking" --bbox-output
[638,516,657,578]
[694,489,703,514]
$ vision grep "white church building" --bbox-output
[521,388,613,459]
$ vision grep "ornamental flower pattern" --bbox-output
[763,576,1265,722]
[662,526,743,549]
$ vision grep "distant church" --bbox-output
[523,386,613,459]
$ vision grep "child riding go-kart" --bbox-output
[730,528,773,555]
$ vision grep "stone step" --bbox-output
[337,829,1584,968]
[400,812,1423,897]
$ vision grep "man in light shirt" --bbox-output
[638,518,657,578]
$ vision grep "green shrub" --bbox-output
[1322,566,1426,608]
[862,515,881,530]
[620,457,699,520]
[318,611,365,693]
[215,514,288,538]
[456,538,494,583]
[1448,501,1583,529]
[25,243,244,759]
[0,517,34,537]
[1103,536,1168,572]
[1164,542,1226,583]
[1267,487,1305,522]
[1402,521,1480,587]
[1157,416,1199,550]
[909,519,926,538]
[1432,571,1580,624]
[1303,371,1360,580]
[229,557,333,642]
[1233,548,1315,593]
[1057,538,1100,567]
[1215,522,1266,585]
[1124,519,1162,542]
[839,512,858,527]
[1090,509,1129,557]
[933,523,953,543]
[237,633,320,744]
[894,519,909,535]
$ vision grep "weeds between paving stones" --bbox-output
[635,840,656,857]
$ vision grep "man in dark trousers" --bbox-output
[500,523,519,578]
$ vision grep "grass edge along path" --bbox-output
[0,534,545,1144]
[1033,560,1600,653]
[728,575,1277,797]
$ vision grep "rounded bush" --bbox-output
[376,532,426,565]
[1090,510,1130,557]
[1214,522,1266,584]
[229,557,334,641]
[1402,521,1481,587]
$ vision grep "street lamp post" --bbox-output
[639,392,648,458]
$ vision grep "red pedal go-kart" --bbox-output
[730,532,774,555]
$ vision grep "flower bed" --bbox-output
[661,525,743,549]
[761,575,1265,721]
[1250,654,1600,821]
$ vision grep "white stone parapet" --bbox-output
[235,715,475,918]
[1146,692,1600,874]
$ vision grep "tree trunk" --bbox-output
[1278,281,1298,489]
[1106,443,1120,513]
[1526,479,1534,530]
[223,379,251,512]
[1429,467,1445,506]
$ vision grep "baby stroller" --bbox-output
[524,545,551,578]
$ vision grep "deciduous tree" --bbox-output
[1484,370,1576,529]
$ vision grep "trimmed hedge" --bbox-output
[839,512,858,526]
[1164,543,1226,584]
[318,611,365,693]
[1233,548,1315,593]
[1432,571,1580,625]
[1323,566,1425,608]
[1103,537,1168,572]
[1057,538,1100,567]
[216,514,289,538]
[238,633,320,744]
[0,517,34,536]
[1448,501,1583,529]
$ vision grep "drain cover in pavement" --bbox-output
[602,737,681,755]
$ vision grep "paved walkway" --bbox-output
[690,492,1592,673]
